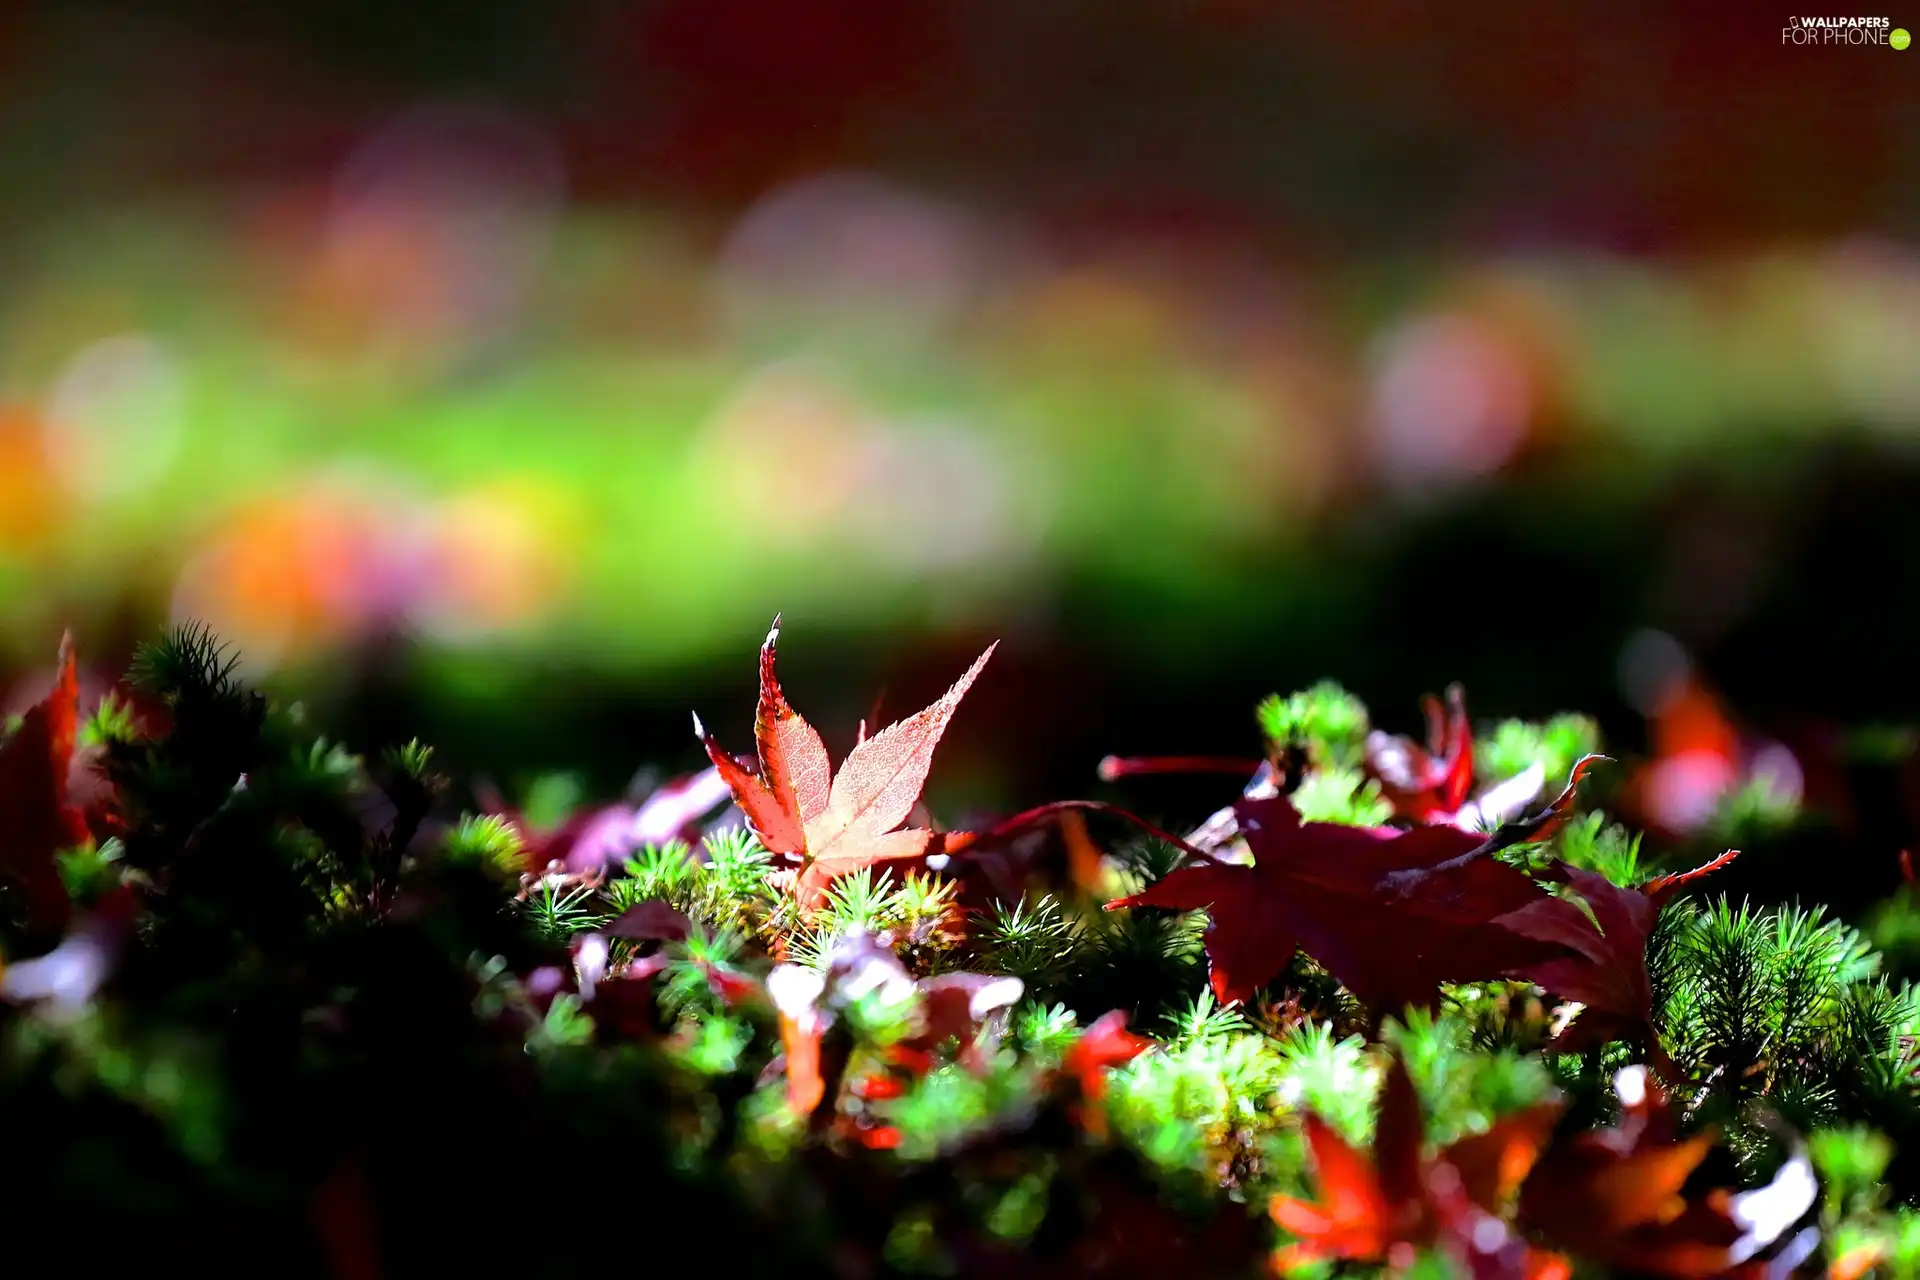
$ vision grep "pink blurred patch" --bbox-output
[551,766,731,875]
[633,766,732,845]
[1644,750,1739,833]
[559,805,642,875]
[1370,312,1533,494]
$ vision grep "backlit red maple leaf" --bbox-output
[697,619,993,909]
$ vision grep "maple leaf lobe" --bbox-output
[811,641,996,852]
[754,620,831,828]
[693,709,804,855]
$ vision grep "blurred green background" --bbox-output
[1,0,1918,814]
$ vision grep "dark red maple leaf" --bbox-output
[1517,1066,1817,1278]
[1067,1167,1270,1278]
[309,1151,382,1280]
[1106,794,1563,1010]
[1494,850,1738,1067]
[1271,1052,1566,1277]
[696,618,993,909]
[607,898,693,943]
[583,964,672,1044]
[0,634,89,935]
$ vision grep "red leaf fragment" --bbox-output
[703,964,762,1009]
[1831,1242,1885,1280]
[844,1118,903,1150]
[1630,677,1743,835]
[1071,1173,1272,1277]
[1064,1009,1153,1083]
[1366,684,1475,822]
[1060,1009,1152,1136]
[1375,753,1613,891]
[1641,848,1741,905]
[850,1071,907,1101]
[894,971,1023,1075]
[791,828,933,911]
[585,970,668,1043]
[1095,754,1266,782]
[695,713,804,857]
[769,937,1023,1129]
[814,643,994,851]
[606,899,692,943]
[1518,1066,1816,1278]
[1462,753,1613,863]
[1060,808,1107,896]
[943,798,1219,866]
[1271,1053,1564,1277]
[0,634,88,935]
[310,1151,383,1280]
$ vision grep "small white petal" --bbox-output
[1728,1152,1818,1259]
[767,964,827,1017]
[966,976,1025,1020]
